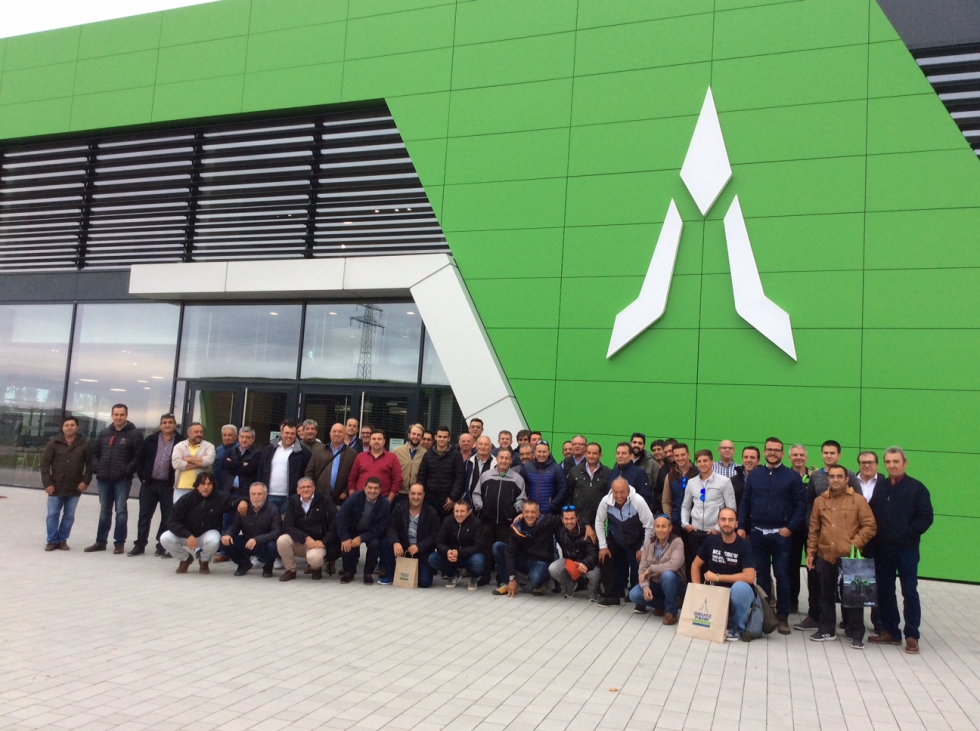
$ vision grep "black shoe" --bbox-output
[84,542,107,552]
[632,606,647,614]
[262,568,273,578]
[234,563,252,576]
[154,545,166,557]
[597,597,621,607]
[340,572,354,584]
[127,546,145,557]
[477,575,491,587]
[161,552,173,559]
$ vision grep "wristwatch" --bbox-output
[509,575,516,582]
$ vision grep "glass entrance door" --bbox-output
[298,387,416,448]
[183,381,295,447]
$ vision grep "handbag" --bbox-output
[393,555,419,589]
[678,582,730,643]
[840,545,876,608]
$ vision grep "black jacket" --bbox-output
[283,492,338,543]
[418,446,466,509]
[336,490,390,543]
[168,489,244,538]
[556,517,598,570]
[386,501,440,557]
[41,435,93,498]
[216,444,262,495]
[436,513,485,560]
[867,474,934,552]
[567,461,610,527]
[473,468,526,524]
[258,443,312,497]
[504,514,559,575]
[224,499,281,544]
[738,463,806,533]
[136,430,184,484]
[91,421,144,482]
[730,466,748,512]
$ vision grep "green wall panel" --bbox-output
[3,0,977,581]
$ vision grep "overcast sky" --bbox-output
[0,0,219,40]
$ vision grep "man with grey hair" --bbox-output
[213,424,239,489]
[561,435,588,477]
[867,447,934,654]
[277,476,339,581]
[300,419,322,454]
[221,481,281,577]
[714,440,739,479]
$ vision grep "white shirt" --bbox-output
[269,445,291,496]
[859,473,878,504]
[300,497,313,514]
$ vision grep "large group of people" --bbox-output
[40,405,934,654]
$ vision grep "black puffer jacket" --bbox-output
[91,421,144,482]
[168,488,244,538]
[504,514,559,573]
[435,513,485,560]
[418,446,466,509]
[386,500,440,556]
[223,499,281,544]
[556,517,598,570]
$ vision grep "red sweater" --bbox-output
[348,450,403,497]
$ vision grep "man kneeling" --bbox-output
[690,507,757,642]
[386,483,440,588]
[277,477,340,582]
[494,500,557,597]
[221,481,281,578]
[549,506,599,600]
[630,514,686,623]
[336,477,390,585]
[161,472,246,574]
[429,500,486,589]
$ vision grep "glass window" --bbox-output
[421,329,450,386]
[0,305,74,487]
[66,303,180,439]
[302,303,422,383]
[179,304,302,379]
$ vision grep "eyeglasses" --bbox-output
[561,505,576,511]
[764,448,783,453]
[858,460,877,466]
[699,487,706,502]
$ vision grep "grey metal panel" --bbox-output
[878,0,980,50]
[0,270,135,302]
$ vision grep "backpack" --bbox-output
[752,584,779,636]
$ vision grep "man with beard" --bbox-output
[392,423,426,512]
[130,413,181,557]
[161,472,246,574]
[691,507,757,641]
[171,422,216,504]
[221,481,281,578]
[549,506,600,600]
[630,432,659,489]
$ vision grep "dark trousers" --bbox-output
[684,529,709,579]
[750,530,792,618]
[874,546,922,640]
[135,479,172,550]
[483,522,511,583]
[804,563,821,620]
[342,538,383,576]
[789,529,806,610]
[224,536,277,570]
[599,542,640,599]
[816,557,864,641]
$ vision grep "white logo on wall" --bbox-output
[607,87,797,361]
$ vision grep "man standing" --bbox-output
[494,501,559,596]
[306,422,356,504]
[857,451,883,505]
[514,444,534,474]
[630,514,686,623]
[222,481,281,578]
[714,440,739,479]
[336,477,391,584]
[472,447,526,587]
[561,442,573,460]
[609,442,653,508]
[630,433,659,489]
[549,506,600,601]
[259,420,312,513]
[213,424,238,487]
[737,436,805,635]
[521,441,568,516]
[299,419,322,454]
[86,403,144,554]
[392,423,426,511]
[216,426,261,498]
[787,443,812,615]
[458,433,475,492]
[41,415,92,551]
[652,439,677,513]
[386,483,440,588]
[418,426,465,519]
[277,477,340,582]
[561,435,588,477]
[681,449,737,575]
[494,430,513,458]
[161,472,245,574]
[691,507,757,642]
[595,478,655,606]
[420,430,434,452]
[659,443,698,531]
[345,417,361,452]
[468,418,485,442]
[806,465,877,647]
[347,429,402,502]
[171,422,216,504]
[430,500,486,589]
[467,436,496,503]
[730,446,759,510]
[567,442,610,527]
[130,413,182,556]
[359,424,373,451]
[867,447,934,654]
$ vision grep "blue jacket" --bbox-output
[738,463,806,533]
[521,454,568,514]
[607,462,652,507]
[336,490,391,543]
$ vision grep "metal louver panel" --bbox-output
[0,104,448,272]
[915,44,980,156]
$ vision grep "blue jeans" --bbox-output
[46,496,79,544]
[267,495,289,514]
[224,535,278,571]
[429,550,486,578]
[750,530,791,617]
[728,581,755,632]
[491,541,549,588]
[629,570,685,615]
[96,479,132,546]
[875,546,922,640]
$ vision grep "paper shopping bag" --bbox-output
[677,583,731,643]
[393,556,419,589]
[840,549,876,608]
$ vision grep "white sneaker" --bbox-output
[251,557,262,568]
[274,558,284,571]
[446,571,461,588]
[467,577,478,591]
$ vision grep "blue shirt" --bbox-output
[330,444,343,490]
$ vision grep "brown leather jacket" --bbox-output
[40,435,93,497]
[807,486,876,564]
